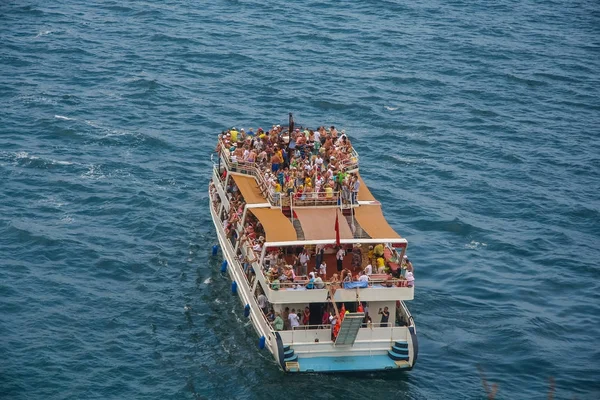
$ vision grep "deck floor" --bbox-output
[296,354,404,372]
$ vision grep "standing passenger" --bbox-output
[289,309,300,328]
[378,306,390,327]
[336,246,345,272]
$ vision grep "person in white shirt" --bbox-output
[364,264,373,276]
[336,247,345,272]
[405,270,415,287]
[257,292,268,314]
[319,261,327,278]
[299,248,310,276]
[289,309,300,328]
[358,271,369,283]
[315,154,324,171]
[314,276,324,289]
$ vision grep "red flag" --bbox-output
[340,303,346,321]
[335,211,340,247]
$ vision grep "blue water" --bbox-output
[1,0,599,398]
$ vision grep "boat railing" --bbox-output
[292,324,332,331]
[264,275,412,290]
[289,191,340,208]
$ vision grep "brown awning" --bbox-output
[354,205,401,239]
[294,208,353,240]
[249,208,297,242]
[357,173,376,202]
[230,174,267,204]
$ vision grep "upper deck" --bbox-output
[209,123,415,302]
[213,124,400,239]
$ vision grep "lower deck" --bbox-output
[292,354,408,373]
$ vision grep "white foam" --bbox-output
[55,115,74,121]
[81,164,106,180]
[465,240,487,249]
[52,159,74,165]
[385,105,399,111]
[35,30,53,38]
[203,277,212,284]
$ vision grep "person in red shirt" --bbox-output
[302,306,310,326]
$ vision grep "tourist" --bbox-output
[373,243,384,259]
[273,312,284,331]
[302,307,310,326]
[376,256,386,274]
[266,309,275,322]
[336,246,345,272]
[405,270,415,287]
[299,247,310,276]
[321,308,330,328]
[364,263,373,276]
[319,260,327,278]
[351,174,360,204]
[283,307,290,330]
[378,306,390,327]
[257,291,268,315]
[314,275,324,289]
[315,244,324,270]
[358,271,369,283]
[289,308,300,328]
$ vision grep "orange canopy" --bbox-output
[353,205,401,239]
[294,208,353,240]
[230,174,267,204]
[249,208,297,242]
[356,173,376,202]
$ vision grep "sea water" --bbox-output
[1,1,599,398]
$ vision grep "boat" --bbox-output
[208,114,418,373]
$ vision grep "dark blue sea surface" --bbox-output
[1,0,599,398]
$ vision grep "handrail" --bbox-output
[292,324,331,330]
[264,276,411,289]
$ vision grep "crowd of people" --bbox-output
[209,173,415,291]
[260,300,408,335]
[258,243,415,291]
[216,124,361,203]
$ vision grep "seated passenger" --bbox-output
[314,275,324,289]
[358,271,369,283]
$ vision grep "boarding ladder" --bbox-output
[334,312,365,346]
